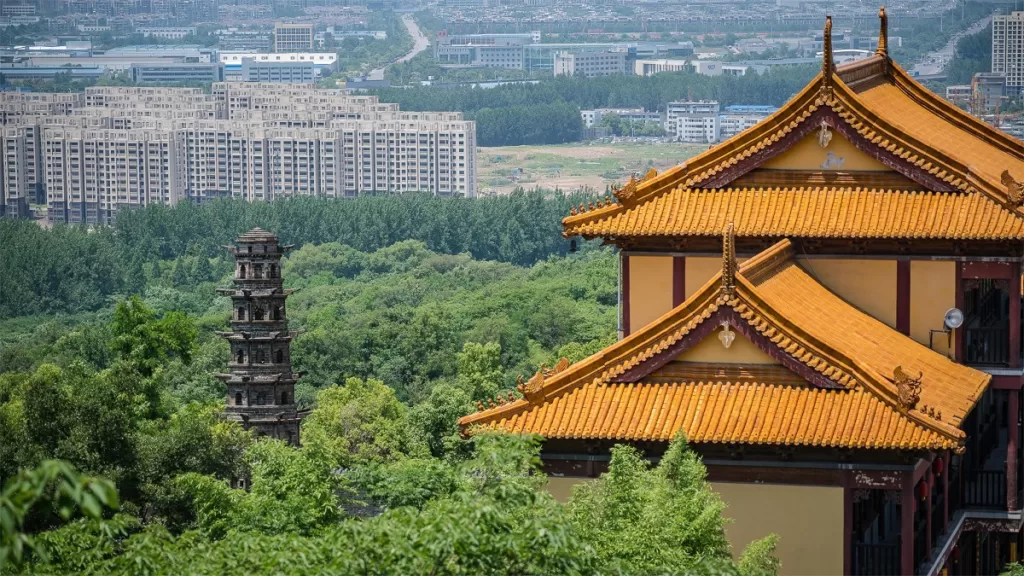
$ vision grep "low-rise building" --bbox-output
[219,52,336,81]
[553,50,626,77]
[130,63,225,84]
[666,100,719,143]
[274,23,314,52]
[718,104,777,139]
[136,27,196,40]
[240,59,315,83]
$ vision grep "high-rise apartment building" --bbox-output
[0,85,476,223]
[274,23,314,52]
[992,11,1024,88]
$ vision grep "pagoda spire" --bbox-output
[876,7,889,56]
[822,16,834,83]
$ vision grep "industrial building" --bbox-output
[130,63,225,84]
[240,59,315,83]
[553,50,626,78]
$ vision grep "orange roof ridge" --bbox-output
[461,241,990,452]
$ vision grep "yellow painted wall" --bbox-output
[545,477,844,576]
[546,476,590,502]
[761,130,890,171]
[685,256,723,299]
[629,255,674,333]
[796,258,898,328]
[674,328,779,364]
[910,260,956,357]
[713,482,844,576]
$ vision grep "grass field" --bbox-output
[476,141,707,195]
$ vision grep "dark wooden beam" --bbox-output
[673,256,685,307]
[961,261,1018,279]
[621,252,631,338]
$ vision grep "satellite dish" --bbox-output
[944,308,964,330]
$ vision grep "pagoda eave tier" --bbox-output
[215,373,301,385]
[216,288,293,296]
[216,330,298,341]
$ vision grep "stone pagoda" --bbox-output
[216,227,303,445]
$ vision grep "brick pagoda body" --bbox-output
[217,227,303,445]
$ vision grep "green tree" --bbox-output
[301,378,429,468]
[110,296,197,379]
[455,341,504,400]
[568,433,779,574]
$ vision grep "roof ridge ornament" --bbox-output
[820,16,834,96]
[721,221,737,299]
[894,365,922,412]
[1001,169,1024,206]
[876,7,888,56]
[613,173,638,203]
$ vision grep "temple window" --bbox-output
[269,264,278,278]
[257,349,267,364]
[275,349,284,364]
[254,306,265,321]
[237,306,245,320]
[281,391,288,404]
[238,264,246,279]
[254,263,264,278]
[235,391,243,405]
[236,349,245,364]
[256,392,266,405]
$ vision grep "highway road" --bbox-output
[367,14,429,81]
[909,14,993,77]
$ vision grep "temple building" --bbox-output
[217,228,305,445]
[461,10,1024,576]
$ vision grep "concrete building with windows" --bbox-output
[240,59,315,83]
[136,27,197,40]
[666,100,720,143]
[718,105,777,140]
[0,84,476,223]
[553,50,626,77]
[274,23,314,52]
[219,52,337,81]
[130,63,225,84]
[993,11,1024,88]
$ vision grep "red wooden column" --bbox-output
[621,253,631,338]
[943,452,949,527]
[925,470,933,560]
[896,259,911,336]
[901,475,915,576]
[1011,261,1021,368]
[1010,388,1019,511]
[672,256,685,307]
[955,262,964,361]
[842,472,853,576]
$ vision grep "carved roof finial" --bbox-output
[721,222,736,298]
[821,16,834,89]
[876,7,888,56]
[894,365,922,412]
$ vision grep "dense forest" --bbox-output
[0,196,784,574]
[372,65,820,146]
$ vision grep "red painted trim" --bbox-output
[992,375,1024,390]
[673,256,685,307]
[842,471,853,576]
[913,455,935,484]
[1009,389,1018,510]
[622,253,631,338]
[611,307,844,388]
[849,469,905,490]
[943,451,949,529]
[1011,261,1021,369]
[955,263,964,362]
[702,108,956,192]
[901,475,915,576]
[897,259,911,336]
[925,468,934,560]
[961,261,1017,280]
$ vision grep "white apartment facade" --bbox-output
[1,85,477,222]
[993,12,1024,88]
[666,100,720,143]
[553,50,627,77]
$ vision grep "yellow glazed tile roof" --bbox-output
[562,55,1024,242]
[479,379,951,450]
[564,186,1024,240]
[460,238,991,452]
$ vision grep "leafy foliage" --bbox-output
[1,460,118,570]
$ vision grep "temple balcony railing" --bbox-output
[851,542,900,576]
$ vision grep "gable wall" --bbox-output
[761,129,891,172]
